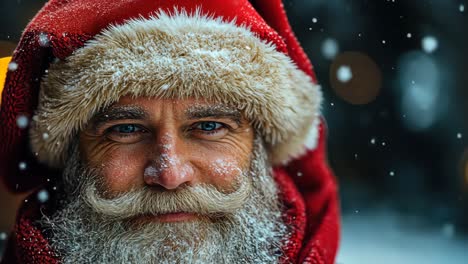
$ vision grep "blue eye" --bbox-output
[111,124,141,133]
[197,122,223,131]
[105,124,147,143]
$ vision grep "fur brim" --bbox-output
[30,10,322,167]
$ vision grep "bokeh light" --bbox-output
[329,52,382,105]
[397,51,440,131]
[460,149,468,189]
[321,38,339,60]
[465,156,468,189]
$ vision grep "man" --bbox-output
[0,0,340,263]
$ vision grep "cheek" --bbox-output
[208,158,244,189]
[191,143,252,191]
[189,132,254,190]
[84,142,147,194]
[100,153,142,192]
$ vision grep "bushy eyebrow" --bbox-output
[185,104,242,124]
[91,106,148,130]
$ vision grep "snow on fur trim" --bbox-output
[30,10,322,167]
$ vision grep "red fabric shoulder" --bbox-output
[280,119,340,263]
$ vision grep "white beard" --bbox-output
[40,137,287,264]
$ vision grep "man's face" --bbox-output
[80,95,254,203]
[44,96,286,263]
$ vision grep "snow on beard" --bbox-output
[42,135,288,264]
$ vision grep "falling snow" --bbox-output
[38,32,50,47]
[18,162,27,171]
[422,36,438,53]
[8,61,18,71]
[37,189,49,203]
[0,3,465,263]
[16,115,29,129]
[337,65,353,83]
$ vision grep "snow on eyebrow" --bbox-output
[185,104,242,124]
[91,105,149,130]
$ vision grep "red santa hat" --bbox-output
[0,0,324,191]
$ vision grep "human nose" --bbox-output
[143,133,195,190]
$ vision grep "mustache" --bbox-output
[83,174,252,220]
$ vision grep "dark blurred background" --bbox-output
[1,0,467,263]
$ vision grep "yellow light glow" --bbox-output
[465,161,468,186]
[460,149,468,189]
[0,57,12,103]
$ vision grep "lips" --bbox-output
[155,212,199,222]
[132,212,199,223]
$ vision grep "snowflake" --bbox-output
[37,189,50,203]
[337,65,352,83]
[16,115,29,129]
[422,36,438,53]
[18,162,27,171]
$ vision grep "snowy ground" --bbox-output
[337,210,468,264]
